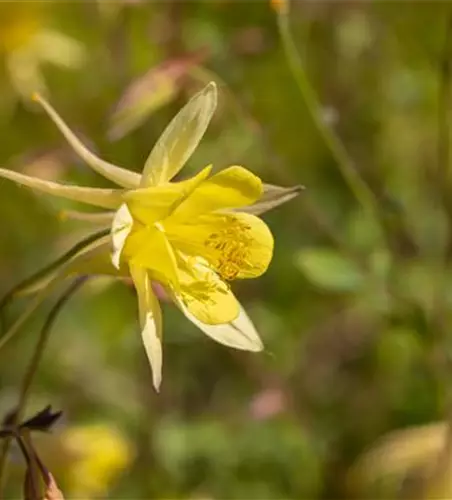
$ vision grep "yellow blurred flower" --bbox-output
[61,422,133,498]
[0,3,84,100]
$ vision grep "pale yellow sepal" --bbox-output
[141,82,217,187]
[240,183,303,215]
[0,167,123,209]
[176,298,263,352]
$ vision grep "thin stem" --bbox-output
[0,229,108,321]
[275,2,379,218]
[0,277,88,494]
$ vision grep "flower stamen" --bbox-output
[205,215,253,280]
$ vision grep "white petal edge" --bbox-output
[111,203,133,269]
[175,297,263,352]
[32,93,141,188]
[140,81,217,187]
[130,264,164,391]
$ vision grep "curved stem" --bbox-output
[275,2,378,218]
[0,277,88,494]
[0,229,109,324]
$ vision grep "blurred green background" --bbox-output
[2,1,452,498]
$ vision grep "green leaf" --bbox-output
[296,248,364,292]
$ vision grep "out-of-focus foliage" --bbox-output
[2,1,452,498]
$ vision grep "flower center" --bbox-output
[204,215,252,280]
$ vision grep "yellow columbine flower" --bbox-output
[0,82,300,390]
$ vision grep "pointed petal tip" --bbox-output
[251,338,264,352]
[111,251,121,270]
[202,81,218,103]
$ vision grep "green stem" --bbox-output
[0,229,109,321]
[276,2,378,218]
[0,277,87,494]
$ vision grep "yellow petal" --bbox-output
[0,167,123,209]
[173,257,239,325]
[169,165,263,221]
[33,93,141,188]
[165,212,274,281]
[140,82,217,186]
[124,225,180,290]
[130,264,163,391]
[176,300,263,351]
[35,30,85,69]
[111,203,133,269]
[124,165,211,225]
[7,49,47,98]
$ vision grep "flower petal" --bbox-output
[124,226,180,290]
[140,82,217,186]
[33,93,141,188]
[111,203,133,269]
[176,298,263,351]
[0,167,123,209]
[169,165,263,221]
[35,30,85,69]
[130,264,163,391]
[173,257,239,325]
[165,212,274,280]
[124,165,211,225]
[7,49,47,98]
[239,183,303,215]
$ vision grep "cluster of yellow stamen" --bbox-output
[205,215,252,281]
